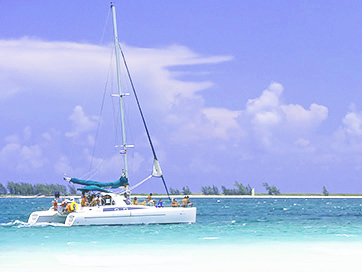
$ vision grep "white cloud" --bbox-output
[242,82,328,150]
[121,44,233,114]
[65,105,98,138]
[23,126,32,141]
[246,82,284,116]
[295,138,310,147]
[246,82,328,129]
[54,155,73,175]
[0,127,47,172]
[281,103,328,128]
[0,38,111,98]
[342,111,362,137]
[0,38,233,110]
[168,103,243,143]
[333,110,362,152]
[42,132,53,142]
[202,107,243,140]
[0,143,46,172]
[5,134,20,144]
[0,37,341,190]
[246,83,284,131]
[246,82,327,130]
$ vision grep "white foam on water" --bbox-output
[1,220,65,228]
[201,237,220,240]
[335,233,356,238]
[0,220,28,227]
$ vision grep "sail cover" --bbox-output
[70,176,129,189]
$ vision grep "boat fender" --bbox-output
[70,202,78,211]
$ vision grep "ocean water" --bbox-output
[1,197,362,271]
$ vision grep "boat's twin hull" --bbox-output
[28,207,196,226]
[28,210,67,225]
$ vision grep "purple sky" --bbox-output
[1,1,362,194]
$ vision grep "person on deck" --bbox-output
[156,199,163,208]
[60,199,68,211]
[124,192,131,205]
[182,196,188,207]
[132,197,139,205]
[53,199,58,211]
[186,196,193,207]
[90,195,99,206]
[146,193,153,203]
[172,198,180,207]
[81,193,89,207]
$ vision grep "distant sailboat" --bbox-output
[28,3,196,226]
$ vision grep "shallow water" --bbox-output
[1,197,362,271]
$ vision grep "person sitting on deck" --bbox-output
[124,192,131,205]
[53,199,58,211]
[155,199,163,208]
[186,196,193,207]
[132,197,146,205]
[60,199,69,211]
[132,197,139,205]
[181,196,188,207]
[65,201,72,212]
[90,195,99,206]
[172,198,180,207]
[81,193,89,207]
[146,193,153,204]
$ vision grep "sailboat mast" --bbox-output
[111,3,128,180]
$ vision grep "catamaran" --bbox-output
[28,3,196,226]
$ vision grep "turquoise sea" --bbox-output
[1,197,362,271]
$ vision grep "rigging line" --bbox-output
[80,154,108,180]
[118,43,171,201]
[116,174,152,194]
[89,52,113,172]
[99,8,111,45]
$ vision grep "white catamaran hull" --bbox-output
[28,206,196,226]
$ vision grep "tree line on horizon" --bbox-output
[201,181,253,195]
[0,181,283,196]
[2,181,331,196]
[0,181,77,196]
[171,181,281,196]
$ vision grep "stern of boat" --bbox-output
[28,210,67,225]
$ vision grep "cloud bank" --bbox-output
[0,37,360,193]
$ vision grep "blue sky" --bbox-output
[1,0,362,194]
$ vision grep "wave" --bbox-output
[0,220,29,228]
[201,237,220,240]
[335,234,356,238]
